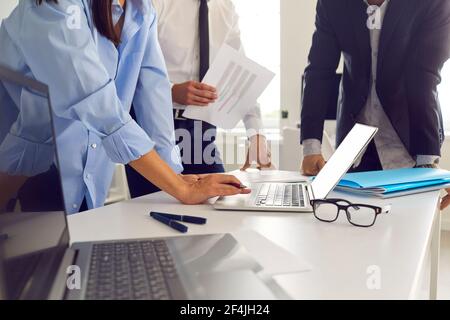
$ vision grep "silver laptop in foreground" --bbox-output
[214,124,378,213]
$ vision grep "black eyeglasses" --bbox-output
[310,198,391,228]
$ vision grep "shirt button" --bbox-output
[91,143,97,149]
[73,204,78,209]
[86,174,91,179]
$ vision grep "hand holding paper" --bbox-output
[172,81,217,106]
[183,44,275,129]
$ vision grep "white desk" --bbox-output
[68,171,441,300]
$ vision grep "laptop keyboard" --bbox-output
[85,240,186,300]
[255,183,306,207]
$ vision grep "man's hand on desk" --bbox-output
[172,81,217,106]
[301,154,326,176]
[241,134,275,171]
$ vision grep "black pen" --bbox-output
[150,212,188,233]
[151,212,207,225]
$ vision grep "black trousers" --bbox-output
[126,108,225,198]
[349,141,383,173]
[173,118,225,174]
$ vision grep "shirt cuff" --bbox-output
[416,155,440,166]
[302,139,322,156]
[155,144,184,174]
[243,106,263,137]
[102,120,156,164]
[0,133,54,176]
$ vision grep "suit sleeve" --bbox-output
[301,0,341,143]
[406,0,450,156]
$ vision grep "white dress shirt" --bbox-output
[152,0,263,134]
[303,0,439,168]
[357,0,415,169]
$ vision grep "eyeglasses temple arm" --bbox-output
[382,205,392,214]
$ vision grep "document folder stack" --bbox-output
[336,168,450,198]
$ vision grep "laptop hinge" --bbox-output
[306,184,315,202]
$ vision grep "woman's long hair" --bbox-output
[37,0,121,45]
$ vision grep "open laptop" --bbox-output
[214,124,378,212]
[0,65,293,300]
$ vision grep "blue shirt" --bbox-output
[0,0,183,214]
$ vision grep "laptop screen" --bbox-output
[311,124,378,200]
[0,66,69,300]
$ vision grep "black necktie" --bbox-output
[199,0,210,81]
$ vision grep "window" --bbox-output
[439,60,450,132]
[232,0,281,128]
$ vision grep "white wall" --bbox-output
[281,0,317,128]
[0,0,17,20]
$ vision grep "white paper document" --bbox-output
[183,44,275,129]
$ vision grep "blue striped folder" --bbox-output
[336,168,450,198]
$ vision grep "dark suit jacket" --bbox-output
[301,0,450,157]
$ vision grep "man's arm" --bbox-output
[406,0,450,210]
[151,0,217,107]
[406,0,450,157]
[301,0,341,144]
[300,0,341,175]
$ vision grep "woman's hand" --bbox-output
[179,174,201,184]
[178,174,251,205]
[130,150,250,206]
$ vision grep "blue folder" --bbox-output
[337,168,450,196]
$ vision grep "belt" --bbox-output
[173,109,187,121]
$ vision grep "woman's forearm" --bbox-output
[129,150,250,205]
[129,150,187,201]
